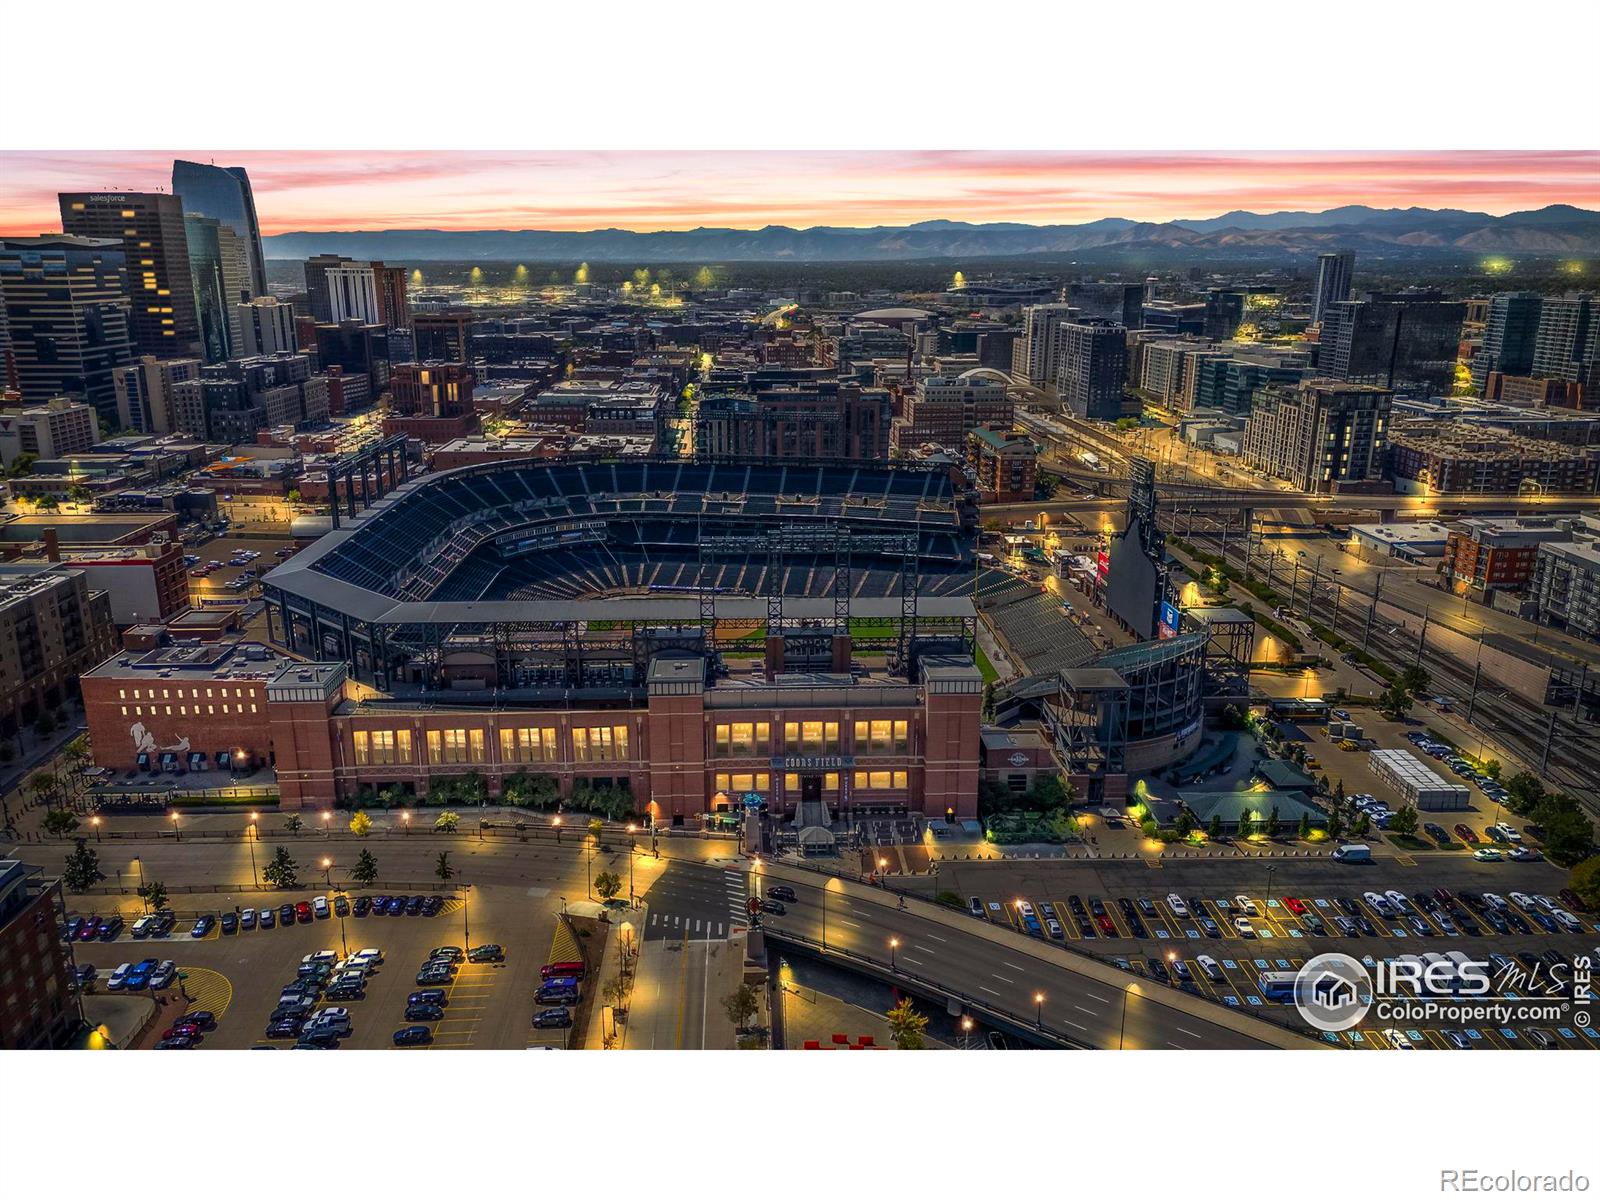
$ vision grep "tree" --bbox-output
[434,810,460,833]
[264,846,299,888]
[1266,805,1281,838]
[1352,812,1371,838]
[1568,857,1600,912]
[351,848,379,886]
[594,870,622,902]
[283,814,303,834]
[349,810,373,837]
[587,816,604,843]
[1237,813,1253,839]
[434,851,454,881]
[1483,759,1502,781]
[286,488,302,505]
[1530,793,1595,866]
[139,880,168,912]
[33,494,60,513]
[1207,814,1222,839]
[1504,771,1547,816]
[1388,805,1419,837]
[886,996,929,1049]
[722,984,759,1032]
[1334,779,1346,807]
[1378,686,1413,722]
[981,681,997,723]
[67,484,93,507]
[1397,665,1431,696]
[1327,808,1344,840]
[1174,810,1196,837]
[1297,813,1312,841]
[43,808,79,839]
[29,771,60,808]
[61,839,105,892]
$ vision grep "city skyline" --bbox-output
[3,150,1599,237]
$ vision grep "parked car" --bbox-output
[393,1025,433,1046]
[313,896,330,919]
[240,908,257,930]
[352,896,372,917]
[220,913,238,935]
[259,907,276,929]
[405,1003,445,1022]
[295,901,313,923]
[532,1007,573,1029]
[190,915,215,938]
[467,944,504,963]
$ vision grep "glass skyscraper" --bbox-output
[172,159,269,296]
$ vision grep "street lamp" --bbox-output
[552,815,562,844]
[1119,983,1140,1050]
[90,815,101,843]
[462,882,472,951]
[247,812,260,887]
[1035,991,1045,1029]
[320,856,333,889]
[401,810,410,835]
[888,936,899,971]
[960,1015,974,1050]
[169,811,181,841]
[321,810,331,838]
[133,856,146,910]
[626,823,637,905]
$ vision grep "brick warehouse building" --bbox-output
[81,640,982,821]
[0,860,79,1050]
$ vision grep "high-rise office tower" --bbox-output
[1311,251,1355,326]
[372,261,409,329]
[302,254,352,323]
[1056,319,1128,419]
[1531,294,1599,392]
[183,214,251,362]
[0,235,133,426]
[326,263,381,324]
[1472,292,1544,391]
[171,159,269,297]
[1318,293,1465,397]
[237,297,298,357]
[59,191,200,358]
[1065,282,1143,329]
[1016,302,1077,389]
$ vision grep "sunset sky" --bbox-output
[2,150,1596,237]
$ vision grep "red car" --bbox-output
[294,901,313,924]
[1283,896,1307,916]
[161,1023,203,1042]
[1453,823,1479,844]
[1095,914,1116,937]
[1559,888,1591,914]
[1434,887,1454,904]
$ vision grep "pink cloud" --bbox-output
[1,149,1595,237]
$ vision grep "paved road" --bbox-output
[757,866,1316,1049]
[639,861,749,941]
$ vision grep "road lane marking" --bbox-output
[913,944,939,955]
[924,934,947,942]
[992,973,1014,984]
[903,956,926,966]
[979,986,1001,997]
[1074,1005,1096,1015]
[1174,1026,1203,1040]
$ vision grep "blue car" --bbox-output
[191,915,216,938]
[385,896,407,915]
[126,957,160,990]
[393,1025,433,1046]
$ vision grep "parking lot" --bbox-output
[65,884,579,1050]
[964,876,1598,1049]
[184,536,297,604]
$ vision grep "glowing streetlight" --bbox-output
[90,815,101,843]
[169,811,181,841]
[401,810,411,835]
[320,856,333,888]
[552,814,562,844]
[888,936,900,971]
[247,812,260,887]
[1035,991,1045,1028]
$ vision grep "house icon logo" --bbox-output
[1294,953,1373,1032]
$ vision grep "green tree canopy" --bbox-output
[264,846,298,888]
[886,996,929,1049]
[62,839,105,892]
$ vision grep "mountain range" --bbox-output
[261,204,1600,263]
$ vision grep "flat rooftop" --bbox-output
[84,641,294,682]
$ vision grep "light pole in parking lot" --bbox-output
[1265,864,1276,910]
[133,856,146,910]
[247,812,260,887]
[461,882,472,951]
